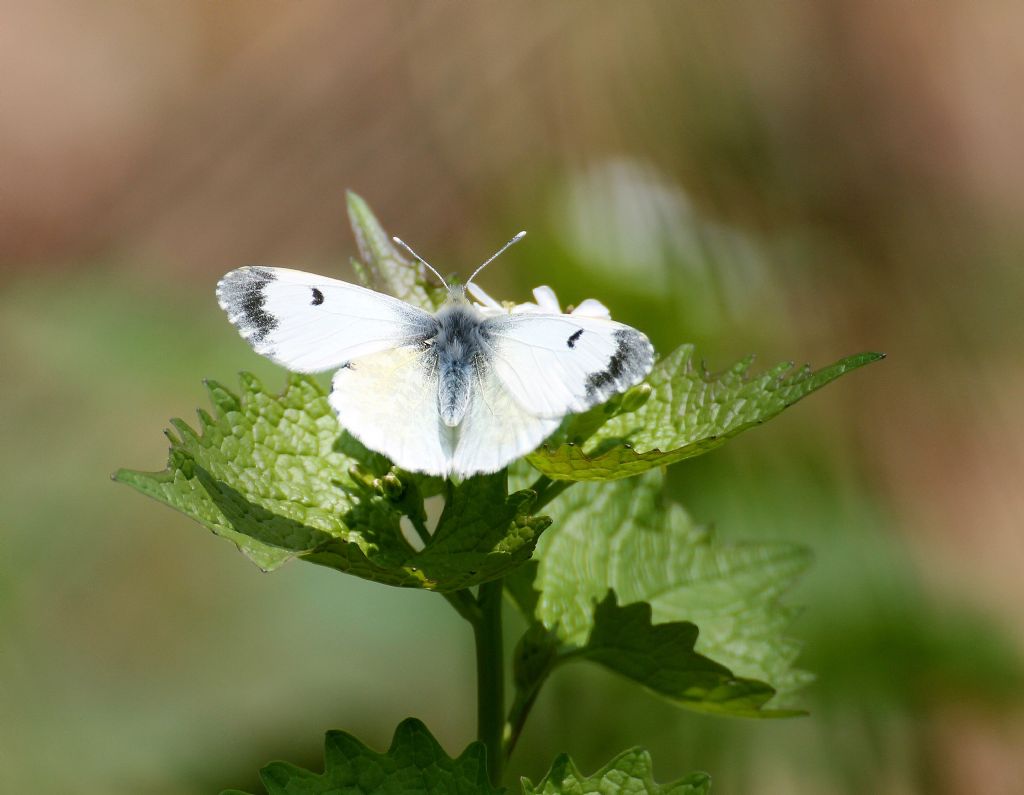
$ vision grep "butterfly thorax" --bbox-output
[430,301,489,428]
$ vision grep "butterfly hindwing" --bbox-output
[450,359,562,477]
[330,345,454,476]
[217,267,437,373]
[330,340,562,478]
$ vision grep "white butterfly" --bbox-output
[216,233,654,478]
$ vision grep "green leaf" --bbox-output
[522,748,710,795]
[346,191,447,310]
[114,373,356,572]
[570,592,780,717]
[508,588,779,728]
[115,374,547,591]
[426,471,551,581]
[527,348,883,480]
[513,471,811,713]
[222,717,501,795]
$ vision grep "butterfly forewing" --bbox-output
[217,267,436,373]
[481,314,655,419]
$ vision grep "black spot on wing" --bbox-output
[585,329,653,401]
[311,288,324,305]
[567,328,584,348]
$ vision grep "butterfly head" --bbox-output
[442,280,469,305]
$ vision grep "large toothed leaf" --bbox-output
[509,587,780,729]
[512,471,811,712]
[527,348,883,480]
[221,718,500,795]
[115,373,359,572]
[573,593,781,717]
[115,374,547,591]
[522,748,710,795]
[346,191,447,310]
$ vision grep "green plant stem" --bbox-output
[505,632,560,765]
[444,589,480,624]
[474,579,505,786]
[504,678,543,763]
[442,472,568,781]
[530,474,572,511]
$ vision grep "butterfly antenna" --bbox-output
[392,236,449,289]
[467,231,527,286]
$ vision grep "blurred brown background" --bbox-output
[2,2,1023,793]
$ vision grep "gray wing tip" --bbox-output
[215,267,279,344]
[583,327,654,404]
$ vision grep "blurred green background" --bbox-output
[3,2,1023,793]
